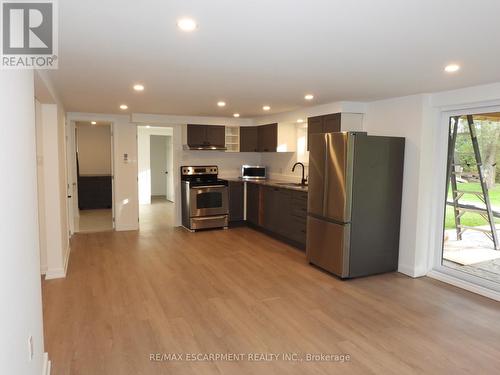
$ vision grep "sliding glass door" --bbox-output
[441,112,500,284]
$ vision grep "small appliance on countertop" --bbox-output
[241,165,267,180]
[181,166,229,231]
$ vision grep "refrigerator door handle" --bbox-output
[322,133,330,217]
[344,134,356,221]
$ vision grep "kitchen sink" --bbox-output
[276,182,308,187]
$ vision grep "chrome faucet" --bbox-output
[292,162,307,185]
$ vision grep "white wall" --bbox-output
[112,120,138,231]
[363,94,433,277]
[76,124,112,175]
[181,150,261,178]
[0,70,46,375]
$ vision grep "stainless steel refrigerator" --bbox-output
[306,132,405,278]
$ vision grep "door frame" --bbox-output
[428,104,500,299]
[68,119,116,232]
[136,125,177,225]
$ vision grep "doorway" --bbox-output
[150,135,173,201]
[441,112,500,283]
[74,121,114,233]
[137,126,175,229]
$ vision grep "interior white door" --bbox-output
[150,135,168,197]
[166,135,174,201]
[65,120,76,235]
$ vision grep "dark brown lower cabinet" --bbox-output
[246,182,260,226]
[78,176,112,210]
[228,181,244,222]
[246,182,307,249]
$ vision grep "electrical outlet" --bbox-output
[28,335,33,361]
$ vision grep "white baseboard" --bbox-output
[45,245,70,280]
[40,264,47,275]
[397,264,420,278]
[427,270,500,302]
[42,352,51,375]
[45,268,66,280]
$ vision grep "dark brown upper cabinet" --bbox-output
[323,113,342,133]
[187,124,225,147]
[307,113,341,150]
[240,126,259,152]
[240,123,278,152]
[187,124,207,146]
[257,123,278,152]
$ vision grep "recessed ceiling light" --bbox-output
[177,18,197,32]
[233,113,240,118]
[262,105,271,111]
[119,104,128,110]
[91,121,97,125]
[304,94,314,100]
[217,101,226,107]
[297,119,304,123]
[133,84,145,91]
[444,64,460,73]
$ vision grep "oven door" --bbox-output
[189,185,228,217]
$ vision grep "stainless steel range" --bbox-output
[181,166,229,231]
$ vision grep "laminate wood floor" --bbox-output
[76,209,113,233]
[42,200,500,374]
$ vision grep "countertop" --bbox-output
[223,177,308,193]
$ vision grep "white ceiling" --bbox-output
[49,0,500,117]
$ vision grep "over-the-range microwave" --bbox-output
[241,165,267,180]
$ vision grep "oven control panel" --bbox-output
[181,166,218,176]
